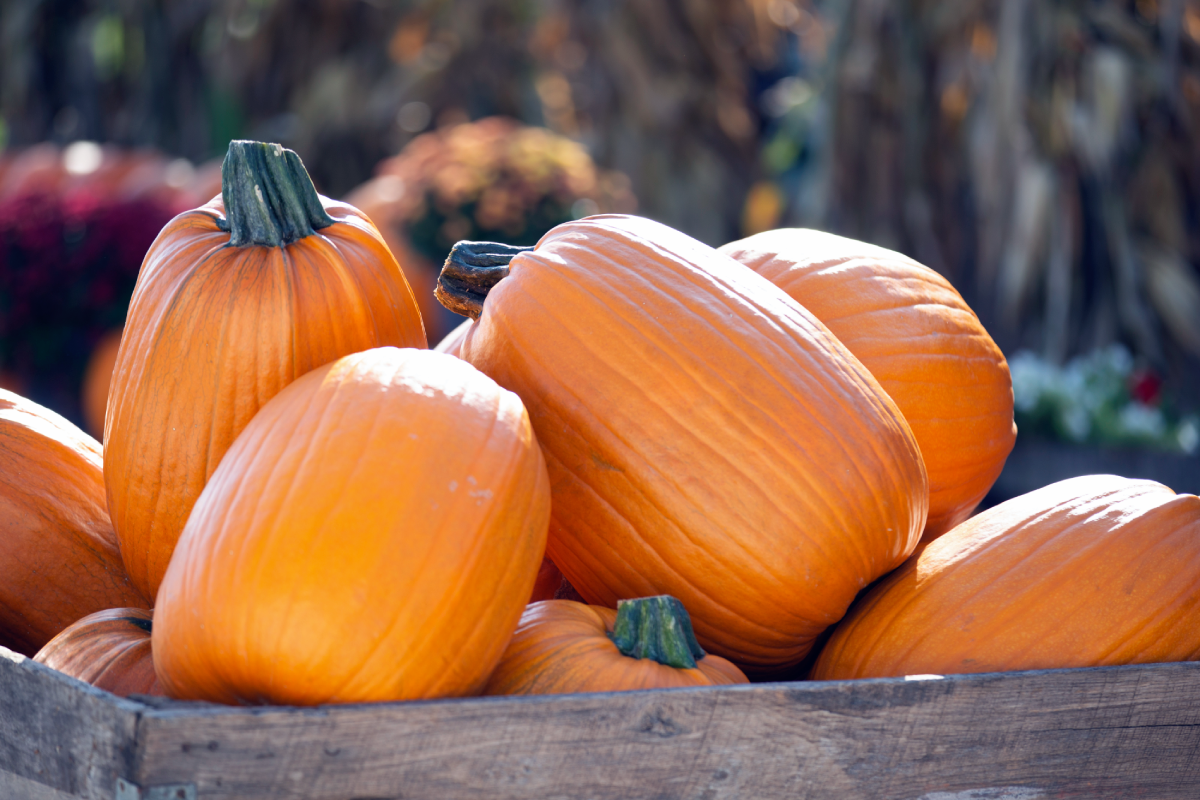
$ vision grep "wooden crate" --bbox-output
[3,645,1200,800]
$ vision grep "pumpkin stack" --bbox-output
[17,136,1200,705]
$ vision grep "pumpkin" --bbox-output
[34,608,162,697]
[529,557,563,604]
[0,390,147,655]
[719,229,1015,540]
[81,328,122,439]
[484,596,748,695]
[105,141,427,603]
[436,215,928,670]
[434,318,474,357]
[811,475,1200,680]
[152,347,550,705]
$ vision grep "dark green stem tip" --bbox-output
[218,140,333,248]
[608,595,706,669]
[435,240,534,320]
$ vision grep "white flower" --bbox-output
[1117,402,1165,439]
[1179,419,1200,455]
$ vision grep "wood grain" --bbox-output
[0,648,139,799]
[6,643,1200,799]
[130,662,1200,800]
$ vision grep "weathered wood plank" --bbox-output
[0,647,141,800]
[129,662,1200,800]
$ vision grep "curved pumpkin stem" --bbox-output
[218,140,334,248]
[435,241,534,320]
[608,595,706,669]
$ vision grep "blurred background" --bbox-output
[1,0,1198,497]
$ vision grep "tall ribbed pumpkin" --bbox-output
[0,390,146,655]
[812,475,1200,680]
[152,348,550,705]
[436,215,928,670]
[105,141,426,602]
[719,229,1015,540]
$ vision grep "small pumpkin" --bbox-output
[484,596,748,695]
[719,229,1015,540]
[436,216,928,671]
[0,390,147,655]
[153,347,549,705]
[105,140,427,603]
[811,475,1200,680]
[34,608,162,697]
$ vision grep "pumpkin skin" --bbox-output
[719,229,1015,541]
[81,328,123,439]
[811,475,1200,680]
[34,608,162,697]
[105,142,426,602]
[152,347,550,705]
[0,390,147,655]
[484,600,748,695]
[434,318,473,358]
[450,215,928,670]
[529,557,564,603]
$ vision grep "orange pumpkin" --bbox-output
[105,141,427,603]
[437,216,928,671]
[152,347,550,705]
[811,475,1200,680]
[34,608,162,697]
[719,229,1015,540]
[485,597,748,695]
[81,328,123,439]
[0,390,147,655]
[434,318,473,357]
[529,557,563,603]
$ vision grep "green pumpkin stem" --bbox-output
[435,240,534,320]
[608,595,706,669]
[218,140,334,247]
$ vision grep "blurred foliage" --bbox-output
[368,117,635,260]
[347,116,637,340]
[2,0,1199,426]
[0,0,789,242]
[771,0,1200,411]
[1010,346,1198,454]
[0,141,220,422]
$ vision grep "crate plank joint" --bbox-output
[3,645,1200,799]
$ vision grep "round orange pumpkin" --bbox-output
[719,229,1015,541]
[0,390,147,655]
[437,215,928,671]
[152,347,550,705]
[484,596,748,695]
[34,608,162,697]
[811,475,1200,680]
[105,141,427,603]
